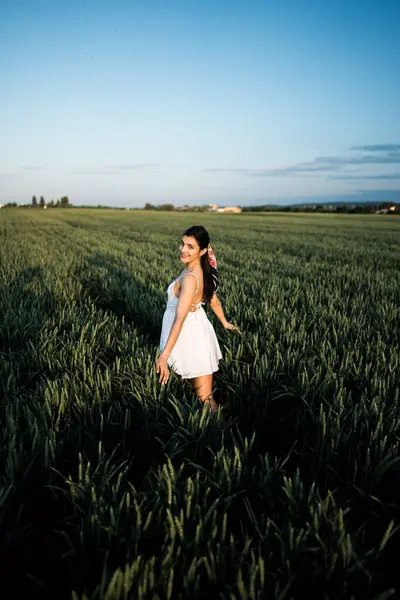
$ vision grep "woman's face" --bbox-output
[179,235,206,264]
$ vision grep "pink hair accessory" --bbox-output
[208,245,217,269]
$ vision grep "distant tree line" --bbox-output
[143,203,210,212]
[242,202,399,214]
[144,203,175,211]
[31,195,71,208]
[1,196,71,209]
[2,198,398,214]
[142,202,399,214]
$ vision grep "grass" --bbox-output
[0,208,399,599]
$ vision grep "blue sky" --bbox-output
[1,0,400,207]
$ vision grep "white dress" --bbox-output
[159,271,222,379]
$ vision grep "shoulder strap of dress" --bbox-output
[182,271,200,295]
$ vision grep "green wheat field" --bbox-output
[1,208,400,600]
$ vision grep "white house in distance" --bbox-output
[208,204,242,213]
[375,205,396,214]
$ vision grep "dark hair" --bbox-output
[183,225,219,304]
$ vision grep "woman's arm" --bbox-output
[156,276,198,383]
[210,293,236,329]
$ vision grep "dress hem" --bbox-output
[170,365,220,379]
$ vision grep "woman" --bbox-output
[156,225,236,412]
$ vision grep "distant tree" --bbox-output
[144,203,155,210]
[60,196,70,207]
[159,203,174,211]
[32,195,38,208]
[55,199,60,207]
[40,196,45,208]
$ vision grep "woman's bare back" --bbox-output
[173,271,204,311]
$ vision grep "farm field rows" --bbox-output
[1,208,400,599]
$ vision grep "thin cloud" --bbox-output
[265,188,400,205]
[204,164,332,176]
[22,165,44,170]
[117,164,158,170]
[351,144,400,152]
[71,170,116,176]
[205,144,400,178]
[330,173,400,181]
[205,160,354,177]
[71,164,159,175]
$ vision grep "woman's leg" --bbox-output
[190,374,218,412]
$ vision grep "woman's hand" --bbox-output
[223,321,239,331]
[156,354,170,384]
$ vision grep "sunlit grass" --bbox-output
[0,208,399,599]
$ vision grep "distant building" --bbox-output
[376,206,396,214]
[209,204,242,213]
[0,204,3,209]
[217,206,242,213]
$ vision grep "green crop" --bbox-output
[0,208,399,599]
